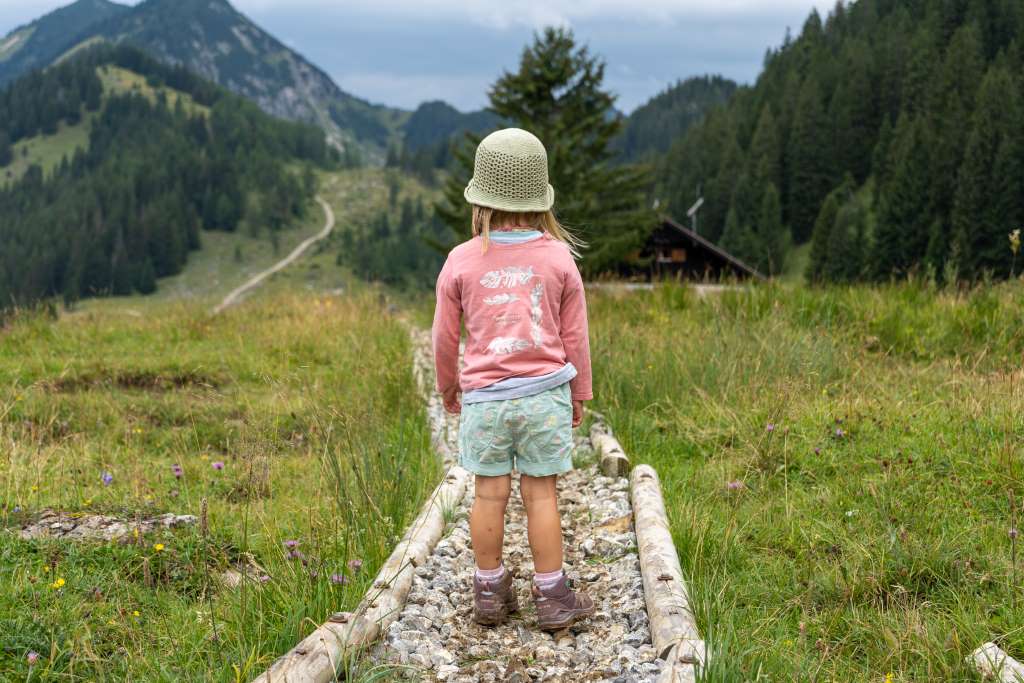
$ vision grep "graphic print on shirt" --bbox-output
[479,265,543,355]
[480,266,535,289]
[487,337,533,354]
[529,282,544,348]
[484,293,519,305]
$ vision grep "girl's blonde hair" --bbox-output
[471,206,585,258]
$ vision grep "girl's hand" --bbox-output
[572,400,583,428]
[442,386,462,415]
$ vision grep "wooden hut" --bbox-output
[620,216,766,281]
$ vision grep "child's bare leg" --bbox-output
[470,474,511,570]
[520,474,563,573]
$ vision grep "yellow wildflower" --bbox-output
[132,610,140,618]
[885,674,893,683]
[42,565,50,573]
[30,485,38,493]
[51,577,65,589]
[84,499,92,506]
[154,543,165,552]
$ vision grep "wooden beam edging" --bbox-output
[251,465,470,682]
[251,326,468,681]
[630,464,706,682]
[970,642,1024,682]
[590,421,630,479]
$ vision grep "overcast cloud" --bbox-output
[2,0,834,112]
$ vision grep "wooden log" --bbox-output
[252,465,471,683]
[591,422,630,478]
[630,464,705,666]
[657,643,699,683]
[970,642,1024,682]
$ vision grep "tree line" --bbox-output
[657,0,1024,282]
[0,45,332,309]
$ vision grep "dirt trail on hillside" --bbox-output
[368,332,663,682]
[212,195,335,314]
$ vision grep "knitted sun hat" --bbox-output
[464,128,555,212]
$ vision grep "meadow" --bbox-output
[0,290,438,680]
[589,279,1024,681]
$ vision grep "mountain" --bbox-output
[0,0,128,82]
[656,0,1024,282]
[0,44,330,309]
[401,101,501,151]
[0,0,403,157]
[614,76,737,162]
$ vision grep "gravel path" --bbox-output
[212,195,335,314]
[370,337,663,681]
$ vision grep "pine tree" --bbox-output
[952,65,1021,280]
[786,75,835,243]
[0,131,11,167]
[874,115,933,278]
[756,183,789,276]
[435,27,653,275]
[136,258,157,294]
[749,106,781,190]
[807,189,841,283]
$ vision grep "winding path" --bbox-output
[212,195,335,314]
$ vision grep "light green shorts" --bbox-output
[458,383,574,478]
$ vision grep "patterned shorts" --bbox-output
[458,383,574,478]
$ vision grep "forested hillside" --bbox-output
[613,76,736,163]
[657,0,1024,281]
[0,45,330,309]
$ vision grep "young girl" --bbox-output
[432,127,594,632]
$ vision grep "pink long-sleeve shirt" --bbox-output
[432,233,593,401]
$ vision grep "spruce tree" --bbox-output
[786,75,835,243]
[807,189,841,283]
[0,131,11,167]
[436,27,653,275]
[874,115,932,279]
[756,183,789,276]
[952,65,1021,280]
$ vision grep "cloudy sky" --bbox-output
[1,0,834,112]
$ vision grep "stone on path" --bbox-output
[19,509,196,542]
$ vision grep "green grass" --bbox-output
[2,64,210,187]
[589,279,1024,680]
[0,26,33,62]
[2,117,92,186]
[0,291,438,680]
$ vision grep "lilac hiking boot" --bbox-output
[473,570,519,626]
[532,574,595,632]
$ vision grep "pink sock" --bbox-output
[533,569,563,590]
[476,565,506,580]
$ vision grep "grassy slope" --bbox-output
[0,27,34,62]
[589,280,1024,680]
[2,64,209,187]
[0,289,438,680]
[0,168,444,679]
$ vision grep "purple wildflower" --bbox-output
[13,506,21,513]
[27,651,39,666]
[347,559,363,574]
[258,574,271,584]
[283,540,299,550]
[834,428,845,438]
[172,464,183,479]
[1011,528,1019,540]
[726,480,745,491]
[211,461,225,471]
[309,569,319,579]
[101,472,113,486]
[766,423,775,433]
[814,447,821,455]
[330,573,349,585]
